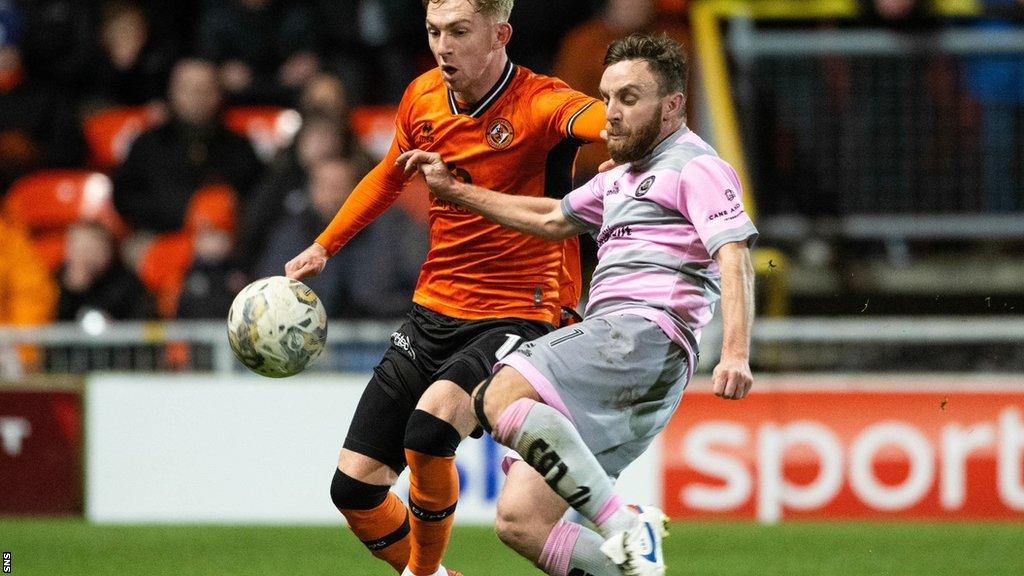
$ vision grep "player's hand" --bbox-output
[712,357,753,400]
[285,243,328,280]
[396,149,456,198]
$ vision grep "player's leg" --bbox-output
[402,380,476,576]
[403,320,550,576]
[474,316,686,575]
[473,366,640,538]
[332,374,417,573]
[496,460,620,576]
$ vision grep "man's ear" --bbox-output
[663,91,685,120]
[495,22,512,48]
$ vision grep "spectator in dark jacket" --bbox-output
[84,1,177,111]
[57,220,155,321]
[113,58,261,237]
[175,204,240,319]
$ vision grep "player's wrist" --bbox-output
[719,350,750,364]
[310,242,329,257]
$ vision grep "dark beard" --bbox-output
[607,110,662,164]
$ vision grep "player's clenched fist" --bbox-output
[397,149,457,200]
[285,243,328,280]
[712,358,753,400]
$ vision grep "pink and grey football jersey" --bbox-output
[560,126,758,368]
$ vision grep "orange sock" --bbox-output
[406,449,459,575]
[340,491,411,573]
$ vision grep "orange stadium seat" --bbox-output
[350,104,398,159]
[2,170,126,270]
[83,106,159,170]
[223,106,302,162]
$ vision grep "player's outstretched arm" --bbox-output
[397,149,583,241]
[712,241,755,400]
[285,242,328,280]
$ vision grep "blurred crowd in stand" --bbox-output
[0,0,1020,337]
[0,0,691,331]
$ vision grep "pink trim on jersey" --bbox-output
[493,398,537,446]
[539,520,582,576]
[593,493,623,525]
[498,355,574,423]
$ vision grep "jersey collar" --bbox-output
[629,124,690,171]
[447,59,516,119]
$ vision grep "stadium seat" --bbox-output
[2,170,126,270]
[83,106,159,170]
[350,105,398,159]
[223,106,302,163]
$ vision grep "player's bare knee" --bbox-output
[493,502,532,553]
[415,380,477,437]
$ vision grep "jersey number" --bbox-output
[446,162,473,184]
[495,334,524,360]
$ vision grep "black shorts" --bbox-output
[343,304,553,473]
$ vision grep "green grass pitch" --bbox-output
[3,519,1023,575]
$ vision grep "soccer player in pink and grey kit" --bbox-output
[400,33,756,576]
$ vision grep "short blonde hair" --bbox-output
[422,0,513,22]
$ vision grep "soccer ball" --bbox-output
[226,276,327,377]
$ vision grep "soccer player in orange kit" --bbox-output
[285,1,605,575]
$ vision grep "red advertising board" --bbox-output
[662,377,1024,521]
[0,389,83,515]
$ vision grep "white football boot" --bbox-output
[599,505,669,576]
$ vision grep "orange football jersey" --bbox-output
[317,60,605,325]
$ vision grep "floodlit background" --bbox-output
[1,1,1022,575]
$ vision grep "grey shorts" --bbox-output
[497,313,689,477]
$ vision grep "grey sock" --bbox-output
[569,524,620,576]
[539,519,619,576]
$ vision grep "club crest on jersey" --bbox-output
[635,176,656,197]
[419,122,435,143]
[486,118,515,150]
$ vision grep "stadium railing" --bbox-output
[2,317,1021,377]
[692,0,1023,310]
